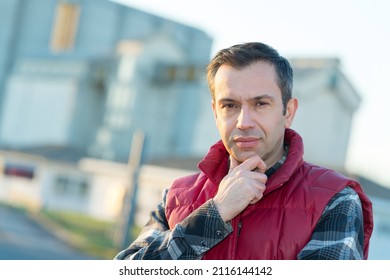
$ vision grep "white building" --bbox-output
[290,58,361,171]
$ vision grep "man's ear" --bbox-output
[284,98,298,128]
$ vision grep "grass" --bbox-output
[39,209,141,260]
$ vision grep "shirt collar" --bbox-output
[265,145,289,178]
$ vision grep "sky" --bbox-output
[112,0,390,187]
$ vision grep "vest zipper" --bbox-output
[230,217,242,259]
[229,216,243,258]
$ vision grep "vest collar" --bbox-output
[198,140,229,186]
[264,129,304,195]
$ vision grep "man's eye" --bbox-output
[256,101,268,107]
[222,103,237,109]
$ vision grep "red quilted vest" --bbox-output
[165,129,373,259]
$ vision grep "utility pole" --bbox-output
[115,129,145,249]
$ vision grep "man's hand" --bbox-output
[213,154,267,222]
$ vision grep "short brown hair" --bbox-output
[207,42,293,114]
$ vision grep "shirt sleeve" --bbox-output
[114,189,233,260]
[297,186,364,260]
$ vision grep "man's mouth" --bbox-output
[234,137,260,149]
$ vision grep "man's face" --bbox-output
[212,61,297,168]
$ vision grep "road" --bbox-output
[0,204,96,260]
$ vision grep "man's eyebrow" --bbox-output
[217,94,275,104]
[217,98,236,104]
[252,94,274,100]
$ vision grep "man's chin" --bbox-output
[233,150,261,163]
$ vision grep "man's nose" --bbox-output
[237,107,255,129]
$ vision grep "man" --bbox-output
[115,42,373,260]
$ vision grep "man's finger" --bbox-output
[231,154,267,173]
[252,157,267,174]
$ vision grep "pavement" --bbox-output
[0,204,97,260]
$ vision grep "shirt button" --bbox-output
[201,240,207,247]
[216,230,222,237]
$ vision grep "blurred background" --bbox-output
[0,0,389,260]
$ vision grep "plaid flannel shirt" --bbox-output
[114,186,364,260]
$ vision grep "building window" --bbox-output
[78,181,89,196]
[3,162,35,180]
[167,66,177,81]
[54,176,69,195]
[53,175,90,198]
[186,66,196,81]
[50,2,81,52]
[153,64,202,84]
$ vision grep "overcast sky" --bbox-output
[112,0,390,187]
